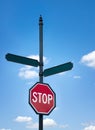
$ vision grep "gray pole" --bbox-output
[39,15,43,130]
[39,16,43,83]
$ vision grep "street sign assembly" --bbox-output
[5,16,73,130]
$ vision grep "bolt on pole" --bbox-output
[39,15,43,130]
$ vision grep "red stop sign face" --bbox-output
[29,82,56,115]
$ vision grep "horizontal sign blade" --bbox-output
[5,53,39,67]
[43,62,73,77]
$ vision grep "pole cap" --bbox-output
[39,15,43,25]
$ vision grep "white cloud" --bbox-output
[58,72,66,76]
[15,116,67,129]
[26,118,57,129]
[81,51,95,69]
[82,121,95,130]
[18,55,48,79]
[83,125,95,130]
[0,129,11,130]
[18,66,38,79]
[28,55,39,61]
[15,116,32,122]
[81,121,95,127]
[28,55,48,64]
[14,116,38,129]
[26,122,38,129]
[59,124,69,129]
[43,118,57,127]
[73,75,81,79]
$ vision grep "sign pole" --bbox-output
[39,15,43,130]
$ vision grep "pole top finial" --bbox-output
[40,14,42,17]
[39,15,43,25]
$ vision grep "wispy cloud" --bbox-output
[81,121,95,130]
[83,125,95,130]
[15,116,32,122]
[18,66,38,79]
[59,124,69,129]
[0,128,11,130]
[73,75,81,79]
[27,118,57,129]
[14,116,68,129]
[26,122,38,129]
[80,51,95,69]
[28,55,48,64]
[43,118,57,127]
[58,72,66,76]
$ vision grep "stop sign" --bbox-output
[29,82,56,115]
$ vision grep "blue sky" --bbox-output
[0,0,95,130]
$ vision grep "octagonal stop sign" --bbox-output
[29,82,56,115]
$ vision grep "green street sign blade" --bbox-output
[5,53,39,67]
[43,62,73,77]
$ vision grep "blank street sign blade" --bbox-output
[43,62,73,77]
[5,53,39,67]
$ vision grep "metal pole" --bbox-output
[39,15,43,130]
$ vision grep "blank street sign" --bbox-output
[43,62,73,77]
[5,53,39,67]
